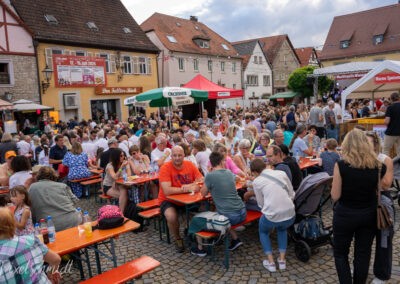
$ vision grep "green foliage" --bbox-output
[288,66,333,98]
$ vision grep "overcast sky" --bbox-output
[122,0,396,49]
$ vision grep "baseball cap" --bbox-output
[107,138,118,145]
[5,151,16,160]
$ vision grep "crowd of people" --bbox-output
[0,91,399,283]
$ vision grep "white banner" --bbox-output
[162,87,191,98]
[172,96,194,106]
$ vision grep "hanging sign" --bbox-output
[374,73,400,84]
[95,86,143,95]
[335,73,367,80]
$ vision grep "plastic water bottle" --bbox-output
[83,211,93,237]
[40,219,49,244]
[294,149,300,163]
[76,208,84,235]
[47,216,56,243]
[34,223,44,243]
[122,168,128,182]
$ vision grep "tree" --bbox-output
[288,66,333,98]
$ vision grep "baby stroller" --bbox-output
[289,172,333,262]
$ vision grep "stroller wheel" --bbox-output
[295,240,311,263]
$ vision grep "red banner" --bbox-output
[53,55,106,87]
[374,72,400,84]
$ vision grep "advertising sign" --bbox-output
[374,73,400,84]
[53,55,106,87]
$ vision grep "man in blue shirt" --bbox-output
[49,135,67,171]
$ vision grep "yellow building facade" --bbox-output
[37,43,158,122]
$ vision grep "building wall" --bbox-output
[272,40,300,93]
[321,52,400,67]
[0,54,39,102]
[36,43,158,122]
[243,43,273,108]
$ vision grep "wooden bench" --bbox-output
[195,210,262,269]
[70,175,101,183]
[79,178,103,199]
[79,255,160,284]
[138,208,170,244]
[136,199,160,210]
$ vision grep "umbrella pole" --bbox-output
[201,102,204,113]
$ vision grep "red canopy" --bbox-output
[183,74,243,99]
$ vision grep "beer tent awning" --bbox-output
[183,74,243,99]
[341,60,400,108]
[12,99,53,112]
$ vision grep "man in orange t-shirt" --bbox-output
[158,146,203,253]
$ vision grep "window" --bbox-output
[233,84,236,89]
[75,51,86,57]
[254,56,258,64]
[167,35,177,43]
[178,58,184,71]
[0,61,13,85]
[99,53,110,73]
[196,40,209,48]
[139,57,151,74]
[232,62,236,73]
[340,40,350,49]
[283,55,287,65]
[373,35,384,45]
[44,14,58,24]
[87,22,98,31]
[246,75,258,86]
[221,43,229,50]
[263,75,270,86]
[45,48,63,70]
[221,61,225,72]
[193,59,199,71]
[123,56,132,74]
[208,60,212,72]
[122,27,132,34]
[259,56,262,64]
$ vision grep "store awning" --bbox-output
[183,74,243,99]
[12,99,53,112]
[269,92,299,100]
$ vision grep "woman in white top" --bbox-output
[128,145,150,175]
[9,155,32,189]
[38,144,50,166]
[250,159,295,273]
[222,125,239,156]
[192,139,211,175]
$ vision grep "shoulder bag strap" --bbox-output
[377,164,382,206]
[260,172,289,195]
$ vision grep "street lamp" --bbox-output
[41,65,53,94]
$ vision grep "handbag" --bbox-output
[188,211,231,236]
[377,165,393,230]
[97,205,125,230]
[58,164,69,178]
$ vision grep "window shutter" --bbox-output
[147,57,152,74]
[87,52,93,57]
[109,54,116,73]
[69,50,76,56]
[45,48,53,69]
[133,56,139,74]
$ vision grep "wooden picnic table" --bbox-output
[116,173,159,186]
[89,168,104,175]
[298,157,320,170]
[47,220,140,279]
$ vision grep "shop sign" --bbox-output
[277,98,285,102]
[217,92,230,97]
[335,73,367,80]
[95,86,143,95]
[162,87,191,98]
[53,55,106,87]
[374,72,400,84]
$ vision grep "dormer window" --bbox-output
[340,40,350,49]
[167,35,177,43]
[198,40,209,48]
[86,22,98,31]
[44,14,58,24]
[373,35,384,45]
[193,36,210,49]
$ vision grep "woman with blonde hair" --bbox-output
[63,136,72,151]
[62,141,91,197]
[233,139,255,174]
[198,129,214,150]
[213,143,246,177]
[331,129,392,284]
[222,125,239,155]
[242,128,259,154]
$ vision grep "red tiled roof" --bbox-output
[11,0,158,53]
[294,47,315,67]
[140,13,240,58]
[320,4,400,61]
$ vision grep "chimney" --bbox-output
[190,16,198,22]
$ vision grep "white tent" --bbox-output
[341,60,400,109]
[12,99,53,111]
[313,61,379,76]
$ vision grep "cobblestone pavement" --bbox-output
[61,193,400,284]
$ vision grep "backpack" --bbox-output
[188,211,231,236]
[124,202,144,232]
[97,205,125,230]
[295,216,327,240]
